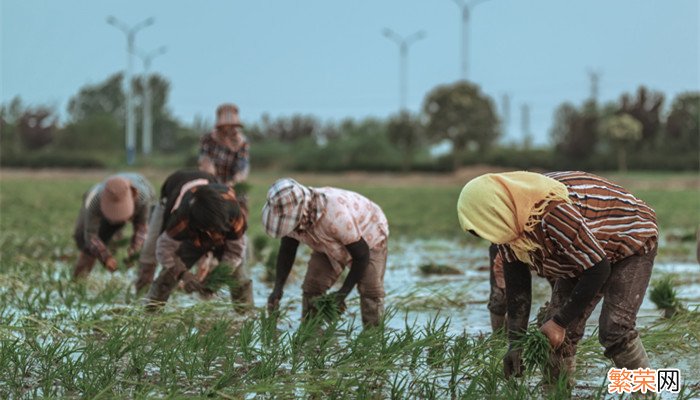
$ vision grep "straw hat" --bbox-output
[216,103,243,127]
[100,176,134,223]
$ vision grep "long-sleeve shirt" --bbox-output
[82,173,156,263]
[497,171,658,279]
[199,131,250,185]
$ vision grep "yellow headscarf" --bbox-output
[457,171,571,265]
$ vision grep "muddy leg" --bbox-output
[73,251,96,280]
[144,268,180,311]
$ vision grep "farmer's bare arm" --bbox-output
[271,236,300,297]
[338,238,370,296]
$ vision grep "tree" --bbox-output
[387,111,424,171]
[665,92,699,152]
[17,107,57,150]
[550,100,600,168]
[422,81,500,168]
[619,86,664,149]
[601,113,642,172]
[67,73,125,122]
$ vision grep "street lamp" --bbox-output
[382,28,426,111]
[107,16,155,165]
[136,46,167,156]
[452,0,491,81]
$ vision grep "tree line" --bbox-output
[1,73,697,171]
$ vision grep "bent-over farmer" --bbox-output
[457,171,658,383]
[263,178,389,327]
[73,173,155,279]
[135,169,219,293]
[145,181,252,310]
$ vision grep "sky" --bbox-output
[2,0,698,145]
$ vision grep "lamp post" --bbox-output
[382,28,426,111]
[107,16,155,165]
[136,46,167,156]
[452,0,491,81]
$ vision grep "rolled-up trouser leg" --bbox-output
[600,246,656,367]
[144,267,180,311]
[357,245,388,327]
[135,262,158,294]
[301,251,340,321]
[230,261,254,309]
[136,201,165,291]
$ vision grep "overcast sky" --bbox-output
[2,0,698,144]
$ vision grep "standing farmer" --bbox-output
[73,173,155,279]
[144,181,252,310]
[264,178,389,327]
[198,103,250,186]
[457,171,658,382]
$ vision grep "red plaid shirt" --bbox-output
[199,131,250,184]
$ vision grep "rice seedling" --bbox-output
[252,233,270,260]
[202,263,237,292]
[312,294,345,322]
[263,246,278,283]
[418,262,462,275]
[649,275,684,317]
[517,324,551,375]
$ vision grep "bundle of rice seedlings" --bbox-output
[202,263,237,292]
[263,247,278,283]
[233,182,252,196]
[419,263,462,275]
[518,325,551,374]
[313,294,344,322]
[252,234,270,260]
[649,276,683,318]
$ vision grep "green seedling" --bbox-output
[518,325,551,374]
[649,275,683,317]
[264,247,278,283]
[202,263,237,292]
[419,263,462,275]
[313,294,344,322]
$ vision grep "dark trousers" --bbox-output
[544,246,657,360]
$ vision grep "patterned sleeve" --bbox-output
[541,203,606,270]
[156,232,187,274]
[84,200,112,263]
[496,244,518,264]
[221,236,246,267]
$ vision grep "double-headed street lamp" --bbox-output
[136,46,167,156]
[107,16,155,165]
[382,28,426,111]
[452,0,491,81]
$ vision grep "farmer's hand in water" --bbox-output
[267,290,282,313]
[105,257,118,272]
[181,271,203,294]
[330,291,348,314]
[541,319,566,348]
[503,346,524,378]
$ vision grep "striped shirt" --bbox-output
[498,171,658,279]
[82,173,156,262]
